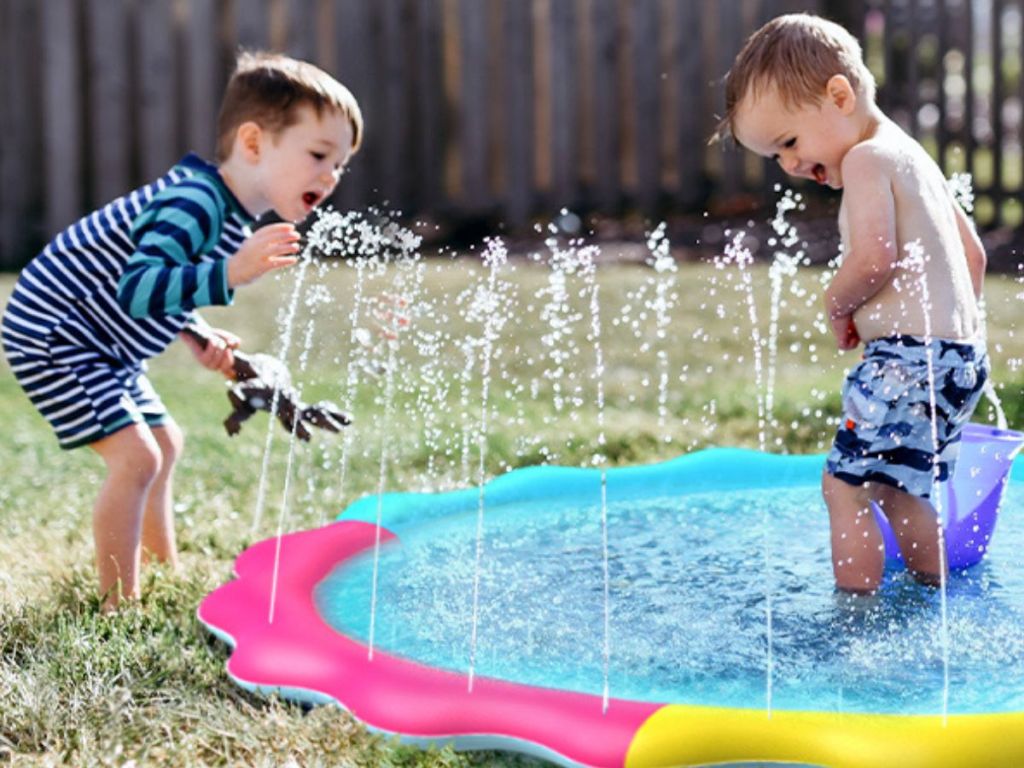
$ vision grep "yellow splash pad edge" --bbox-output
[625,704,1024,768]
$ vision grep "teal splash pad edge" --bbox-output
[340,444,1024,534]
[338,447,827,533]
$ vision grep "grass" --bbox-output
[2,253,1024,766]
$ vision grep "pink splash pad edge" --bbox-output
[197,520,662,767]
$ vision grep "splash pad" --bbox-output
[199,423,1024,768]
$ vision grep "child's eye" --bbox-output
[772,137,797,161]
[311,151,326,161]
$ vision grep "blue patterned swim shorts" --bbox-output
[825,334,989,498]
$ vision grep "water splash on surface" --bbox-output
[467,238,511,691]
[716,230,775,715]
[645,223,678,441]
[766,188,805,434]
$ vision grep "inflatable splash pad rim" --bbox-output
[198,430,1024,768]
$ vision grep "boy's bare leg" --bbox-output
[822,471,884,594]
[141,421,184,568]
[90,424,162,610]
[874,484,946,586]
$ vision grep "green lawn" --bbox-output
[2,255,1022,766]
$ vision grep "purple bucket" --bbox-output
[872,422,1024,570]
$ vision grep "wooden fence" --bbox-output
[2,0,1022,269]
[844,0,1024,236]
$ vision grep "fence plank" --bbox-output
[185,0,220,160]
[501,0,534,223]
[965,0,975,180]
[283,0,318,61]
[907,0,920,137]
[138,0,178,180]
[548,0,578,206]
[42,0,83,238]
[2,0,43,266]
[405,0,444,214]
[992,0,1005,217]
[713,0,744,199]
[378,0,408,210]
[235,0,270,50]
[1018,0,1024,199]
[335,0,378,209]
[588,0,621,211]
[533,0,552,194]
[458,0,490,208]
[629,0,660,212]
[86,0,132,206]
[0,0,12,262]
[880,0,894,117]
[673,0,703,208]
[936,0,949,165]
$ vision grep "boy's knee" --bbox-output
[123,435,164,486]
[153,420,185,468]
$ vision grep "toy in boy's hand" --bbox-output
[181,324,351,441]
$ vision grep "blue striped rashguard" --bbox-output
[1,154,254,449]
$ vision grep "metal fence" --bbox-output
[2,0,1022,270]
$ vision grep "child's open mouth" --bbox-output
[303,191,319,207]
[812,164,827,185]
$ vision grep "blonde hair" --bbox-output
[714,14,875,143]
[216,51,364,162]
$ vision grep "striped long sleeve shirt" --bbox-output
[2,154,254,368]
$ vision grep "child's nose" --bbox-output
[779,153,801,176]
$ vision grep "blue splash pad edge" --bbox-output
[339,447,1024,534]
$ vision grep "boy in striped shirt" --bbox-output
[1,52,363,610]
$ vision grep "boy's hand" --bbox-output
[181,326,241,377]
[830,314,861,351]
[227,223,301,288]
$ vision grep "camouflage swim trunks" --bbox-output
[825,334,989,498]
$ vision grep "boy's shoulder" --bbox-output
[136,155,250,232]
[156,157,228,208]
[840,135,900,179]
[131,156,245,249]
[137,171,223,226]
[841,123,932,183]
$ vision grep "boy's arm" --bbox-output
[952,199,986,299]
[824,145,898,328]
[117,180,231,318]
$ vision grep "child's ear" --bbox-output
[826,75,857,116]
[235,121,264,164]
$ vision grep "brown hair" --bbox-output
[215,51,364,162]
[713,14,875,143]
